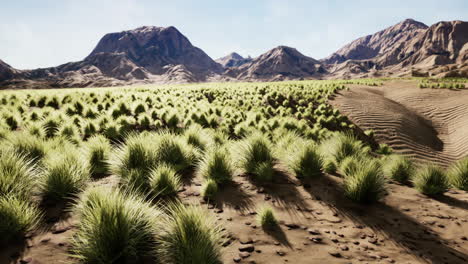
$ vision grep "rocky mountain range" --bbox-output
[0,19,467,89]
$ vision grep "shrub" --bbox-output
[7,131,47,162]
[184,125,211,151]
[157,204,223,264]
[149,165,181,197]
[236,133,276,182]
[285,142,323,179]
[42,115,61,138]
[257,206,277,228]
[376,144,393,155]
[323,158,337,174]
[201,179,218,200]
[320,133,366,164]
[0,196,42,241]
[381,155,414,183]
[71,186,161,263]
[413,164,449,195]
[343,157,386,203]
[85,135,111,177]
[0,149,38,200]
[447,157,468,190]
[197,146,233,185]
[40,147,90,200]
[153,133,196,172]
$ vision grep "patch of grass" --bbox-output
[40,146,90,200]
[201,179,218,200]
[154,132,197,172]
[184,125,212,151]
[0,149,38,200]
[197,146,233,185]
[236,132,276,182]
[0,196,42,241]
[6,131,47,162]
[320,132,366,164]
[413,164,449,195]
[323,158,337,174]
[257,206,277,228]
[157,203,223,264]
[71,186,161,263]
[85,135,111,177]
[447,157,468,190]
[343,157,386,203]
[149,164,181,197]
[381,155,414,183]
[285,142,323,179]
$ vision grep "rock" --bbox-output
[233,256,241,263]
[276,250,286,256]
[239,236,254,244]
[331,238,339,243]
[340,245,349,251]
[328,251,342,258]
[284,222,300,229]
[239,245,255,252]
[239,252,251,259]
[52,226,71,234]
[19,258,33,264]
[307,229,320,235]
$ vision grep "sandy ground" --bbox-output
[330,80,468,166]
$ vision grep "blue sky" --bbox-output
[1,0,466,69]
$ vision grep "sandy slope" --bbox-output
[330,80,468,166]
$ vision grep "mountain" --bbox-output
[0,26,223,88]
[226,46,326,81]
[324,19,468,78]
[216,52,252,68]
[0,19,466,89]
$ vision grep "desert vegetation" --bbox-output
[0,79,467,263]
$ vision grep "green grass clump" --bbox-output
[323,158,337,174]
[184,125,211,151]
[236,133,276,182]
[0,196,42,241]
[71,186,161,263]
[0,149,37,199]
[7,131,47,162]
[157,204,223,264]
[413,164,449,195]
[447,157,468,190]
[201,179,218,200]
[286,142,323,179]
[84,135,111,177]
[381,155,414,183]
[343,157,386,203]
[154,133,197,172]
[320,132,366,164]
[40,147,90,200]
[149,164,181,197]
[257,206,277,228]
[197,146,233,185]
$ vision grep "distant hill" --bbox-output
[0,19,466,89]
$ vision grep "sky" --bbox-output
[0,0,467,69]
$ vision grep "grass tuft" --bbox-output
[343,157,386,203]
[447,157,468,191]
[257,206,277,228]
[236,132,276,182]
[413,164,449,195]
[157,203,224,264]
[0,196,42,241]
[381,155,414,183]
[84,135,111,177]
[149,164,181,197]
[197,146,233,185]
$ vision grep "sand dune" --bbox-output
[330,80,468,165]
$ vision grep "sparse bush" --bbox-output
[201,178,218,200]
[343,157,386,203]
[447,157,468,190]
[7,131,47,162]
[40,146,90,200]
[157,204,223,264]
[285,142,323,179]
[85,135,111,177]
[381,155,414,183]
[236,132,276,182]
[257,206,277,228]
[0,196,42,241]
[71,186,161,263]
[197,146,233,185]
[320,133,366,165]
[0,149,38,200]
[153,133,196,172]
[149,164,181,197]
[413,164,449,195]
